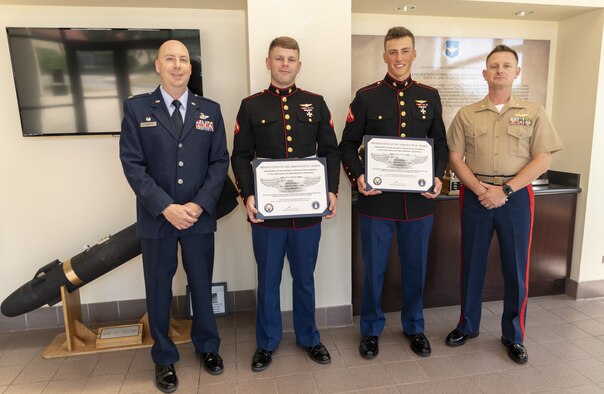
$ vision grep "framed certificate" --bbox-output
[364,135,434,192]
[253,158,330,219]
[186,282,228,318]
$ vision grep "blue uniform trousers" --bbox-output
[359,215,433,337]
[251,224,321,351]
[456,185,534,344]
[141,234,220,365]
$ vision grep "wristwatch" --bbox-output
[502,183,514,197]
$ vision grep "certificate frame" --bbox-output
[364,135,435,193]
[253,157,330,220]
[186,282,228,318]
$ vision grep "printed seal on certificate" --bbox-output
[253,157,330,219]
[364,135,435,193]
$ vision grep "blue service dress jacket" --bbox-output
[120,87,229,239]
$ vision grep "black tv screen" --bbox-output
[6,28,203,136]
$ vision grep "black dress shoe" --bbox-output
[198,352,224,375]
[445,329,479,347]
[306,342,331,364]
[405,333,431,357]
[501,336,528,364]
[251,348,272,371]
[155,364,178,393]
[359,335,379,359]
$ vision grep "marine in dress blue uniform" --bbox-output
[445,45,563,364]
[339,27,448,359]
[120,40,228,391]
[231,37,339,371]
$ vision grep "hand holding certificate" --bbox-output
[364,135,435,193]
[253,158,330,219]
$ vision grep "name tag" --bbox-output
[140,121,157,128]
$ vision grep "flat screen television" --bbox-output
[6,28,203,136]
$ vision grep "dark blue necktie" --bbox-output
[171,99,183,137]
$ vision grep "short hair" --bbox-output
[486,44,519,64]
[384,26,415,50]
[268,36,300,55]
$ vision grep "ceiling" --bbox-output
[352,0,603,21]
[0,0,247,10]
[0,0,601,21]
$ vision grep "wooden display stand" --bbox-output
[43,286,191,359]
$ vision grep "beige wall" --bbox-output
[0,5,250,304]
[553,9,604,283]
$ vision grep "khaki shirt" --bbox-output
[447,94,563,176]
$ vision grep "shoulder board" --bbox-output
[193,94,218,105]
[414,82,438,92]
[127,92,152,100]
[299,89,323,98]
[242,90,267,101]
[358,81,382,93]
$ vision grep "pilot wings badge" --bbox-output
[300,103,314,118]
[371,153,428,169]
[260,176,321,193]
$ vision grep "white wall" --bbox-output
[0,5,251,305]
[553,9,604,283]
[245,0,352,309]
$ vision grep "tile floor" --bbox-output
[1,295,604,393]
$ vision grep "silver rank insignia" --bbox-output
[300,103,314,118]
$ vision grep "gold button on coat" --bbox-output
[288,147,293,153]
[284,105,289,110]
[399,92,404,97]
[282,97,287,102]
[287,136,292,142]
[286,125,292,131]
[401,122,407,128]
[285,114,290,120]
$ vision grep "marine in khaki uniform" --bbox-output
[445,44,563,364]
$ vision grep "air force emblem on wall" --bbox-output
[444,40,460,60]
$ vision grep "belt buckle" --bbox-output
[493,176,505,186]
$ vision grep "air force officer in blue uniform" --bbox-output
[120,40,229,393]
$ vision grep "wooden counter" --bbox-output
[351,171,580,315]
